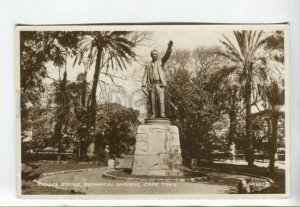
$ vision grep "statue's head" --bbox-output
[150,49,159,61]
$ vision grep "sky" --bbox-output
[43,29,280,114]
[44,30,234,113]
[45,30,233,82]
[152,31,232,50]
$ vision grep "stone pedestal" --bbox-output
[132,118,183,176]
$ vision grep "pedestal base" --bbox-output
[132,119,183,176]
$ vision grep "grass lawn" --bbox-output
[199,160,285,193]
[21,161,102,195]
[21,160,285,195]
[37,162,100,173]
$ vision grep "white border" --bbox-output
[16,24,290,200]
[0,0,299,206]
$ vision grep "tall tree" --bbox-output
[264,31,285,173]
[263,81,284,172]
[165,48,227,162]
[220,31,269,166]
[20,31,80,132]
[75,31,137,130]
[209,67,242,148]
[50,44,69,162]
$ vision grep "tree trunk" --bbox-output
[56,71,67,163]
[81,71,87,108]
[57,137,62,163]
[88,46,103,129]
[53,120,63,163]
[228,110,237,146]
[269,112,279,173]
[245,78,254,167]
[77,71,87,160]
[78,140,81,159]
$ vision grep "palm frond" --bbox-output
[113,36,136,47]
[108,31,132,37]
[233,31,247,59]
[224,34,243,60]
[219,39,243,63]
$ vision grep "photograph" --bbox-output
[16,24,289,198]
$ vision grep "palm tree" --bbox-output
[220,31,269,166]
[75,31,137,130]
[263,81,284,173]
[263,31,285,173]
[50,44,70,162]
[50,43,66,80]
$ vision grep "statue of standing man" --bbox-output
[142,41,173,118]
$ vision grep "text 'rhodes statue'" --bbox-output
[132,41,183,176]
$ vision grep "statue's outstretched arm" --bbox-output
[161,40,173,67]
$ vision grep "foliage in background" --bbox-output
[20,30,285,172]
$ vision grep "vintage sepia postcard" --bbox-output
[16,24,290,199]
